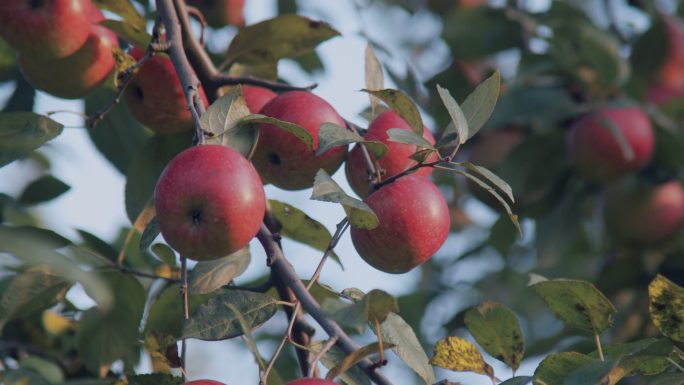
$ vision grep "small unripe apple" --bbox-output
[345,110,437,197]
[18,7,117,99]
[243,86,277,113]
[251,91,348,190]
[0,0,91,60]
[186,0,245,28]
[154,144,266,260]
[350,174,450,274]
[566,106,654,183]
[602,177,684,247]
[284,379,339,385]
[125,48,209,134]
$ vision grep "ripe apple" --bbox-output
[185,0,245,28]
[285,379,339,385]
[251,91,348,190]
[0,0,91,60]
[154,144,266,260]
[658,15,684,90]
[125,48,209,134]
[345,110,437,197]
[602,177,684,247]
[350,174,450,274]
[243,85,277,113]
[566,106,654,183]
[18,7,117,99]
[646,84,684,105]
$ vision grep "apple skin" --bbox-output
[243,86,277,113]
[154,144,266,260]
[658,15,684,90]
[602,178,684,247]
[125,48,209,134]
[646,84,684,105]
[566,106,654,183]
[345,110,437,197]
[18,7,117,99]
[186,0,245,28]
[251,91,348,190]
[350,174,450,274]
[0,0,91,60]
[285,379,339,385]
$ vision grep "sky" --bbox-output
[0,1,543,384]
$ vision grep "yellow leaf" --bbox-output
[42,310,72,335]
[430,336,494,378]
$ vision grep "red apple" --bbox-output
[18,7,117,99]
[186,0,245,28]
[350,174,450,274]
[125,48,209,134]
[243,85,277,113]
[345,110,437,197]
[646,84,684,105]
[566,106,654,183]
[658,15,684,90]
[602,177,684,247]
[251,91,348,190]
[154,144,266,260]
[0,0,91,60]
[285,379,339,385]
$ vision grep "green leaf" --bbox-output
[386,128,436,149]
[436,84,468,145]
[460,161,514,203]
[188,248,251,294]
[19,175,70,205]
[311,169,379,229]
[19,356,64,384]
[325,289,398,333]
[151,243,177,267]
[127,373,183,385]
[378,313,435,385]
[442,7,522,59]
[0,38,18,82]
[268,199,342,267]
[563,360,614,385]
[464,301,524,371]
[93,0,146,30]
[531,278,617,335]
[595,339,672,382]
[202,88,258,158]
[648,373,684,385]
[85,86,150,174]
[145,284,216,338]
[361,89,423,135]
[182,289,277,340]
[75,271,145,374]
[461,70,500,139]
[365,43,384,115]
[648,274,684,342]
[500,377,532,385]
[225,14,340,65]
[125,132,190,222]
[316,122,388,158]
[0,112,63,168]
[485,86,578,131]
[0,265,71,331]
[310,342,371,385]
[140,217,160,252]
[533,352,594,385]
[3,369,53,385]
[241,114,313,150]
[99,20,151,49]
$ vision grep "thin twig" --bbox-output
[211,73,317,91]
[306,218,349,290]
[260,302,302,385]
[309,337,338,377]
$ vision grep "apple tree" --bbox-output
[2,1,684,385]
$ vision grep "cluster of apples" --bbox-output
[0,0,118,99]
[154,87,450,274]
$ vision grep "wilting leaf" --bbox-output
[430,336,494,379]
[365,44,384,115]
[649,274,684,342]
[464,301,524,370]
[311,169,378,229]
[93,0,146,29]
[100,20,151,49]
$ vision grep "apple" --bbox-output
[125,48,209,134]
[646,84,684,105]
[350,174,450,274]
[285,379,339,385]
[658,15,684,90]
[345,110,437,197]
[154,144,266,260]
[185,0,245,28]
[243,85,277,113]
[602,177,684,247]
[566,106,654,183]
[251,91,348,190]
[0,0,91,61]
[18,7,117,99]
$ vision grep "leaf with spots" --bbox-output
[464,301,524,371]
[430,336,495,380]
[649,274,684,342]
[533,351,594,385]
[531,278,616,335]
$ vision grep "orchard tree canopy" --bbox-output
[2,1,684,385]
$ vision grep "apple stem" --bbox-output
[309,336,338,377]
